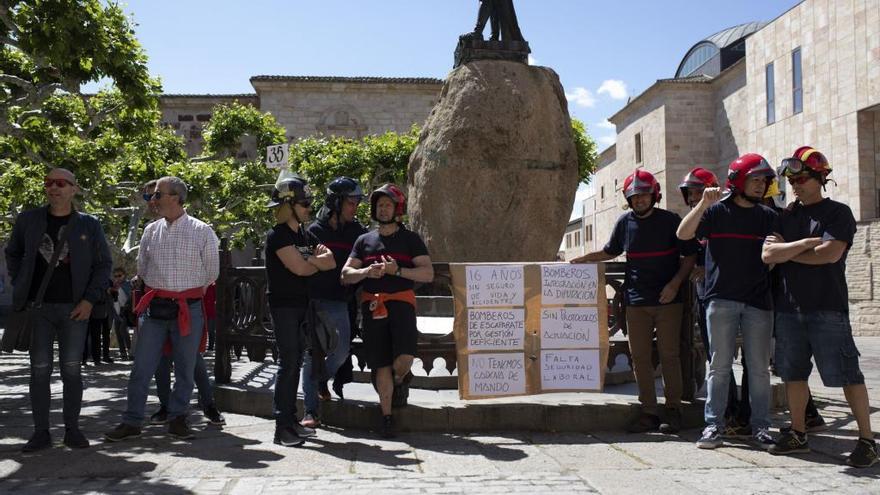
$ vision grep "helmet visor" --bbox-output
[778,158,805,177]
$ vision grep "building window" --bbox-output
[574,231,581,247]
[565,234,572,249]
[614,179,618,190]
[766,62,775,124]
[792,48,803,115]
[600,186,605,200]
[586,225,593,242]
[635,133,642,163]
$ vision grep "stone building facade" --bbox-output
[579,0,880,334]
[159,76,443,158]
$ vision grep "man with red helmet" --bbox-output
[678,153,778,450]
[341,183,434,438]
[762,147,877,467]
[680,168,752,433]
[573,169,697,434]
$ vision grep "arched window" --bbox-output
[676,42,720,78]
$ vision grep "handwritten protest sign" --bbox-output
[451,262,608,400]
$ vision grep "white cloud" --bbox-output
[528,54,538,65]
[597,79,628,100]
[597,134,616,148]
[565,87,596,108]
[596,120,615,131]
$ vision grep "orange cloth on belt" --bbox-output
[134,287,204,337]
[361,289,416,319]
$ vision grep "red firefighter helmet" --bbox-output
[678,167,719,204]
[778,146,832,178]
[622,169,661,204]
[369,183,406,221]
[725,153,775,195]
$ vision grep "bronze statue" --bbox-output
[471,0,525,42]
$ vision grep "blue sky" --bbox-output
[99,0,801,215]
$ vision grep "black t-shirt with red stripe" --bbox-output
[774,198,856,313]
[307,218,367,301]
[696,199,779,310]
[604,208,697,306]
[350,225,429,294]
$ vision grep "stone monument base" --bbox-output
[454,35,530,68]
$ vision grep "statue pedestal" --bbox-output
[454,36,531,68]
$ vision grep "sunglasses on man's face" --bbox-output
[143,191,176,201]
[787,175,813,186]
[44,178,74,188]
[295,200,313,208]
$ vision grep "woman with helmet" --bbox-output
[678,153,779,451]
[300,177,367,428]
[341,183,434,438]
[763,146,877,467]
[680,167,753,436]
[573,168,698,435]
[264,177,336,447]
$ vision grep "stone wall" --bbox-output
[160,95,259,158]
[846,219,880,336]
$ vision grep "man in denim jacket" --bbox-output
[5,168,112,453]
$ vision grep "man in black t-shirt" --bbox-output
[300,177,367,427]
[763,146,877,467]
[678,153,778,451]
[5,168,112,453]
[573,169,696,434]
[341,184,434,438]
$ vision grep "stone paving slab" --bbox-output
[2,337,880,493]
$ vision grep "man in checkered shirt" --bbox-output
[105,176,219,442]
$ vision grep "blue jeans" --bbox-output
[122,302,204,426]
[704,298,772,430]
[301,299,352,415]
[270,306,306,427]
[29,303,88,430]
[155,353,214,409]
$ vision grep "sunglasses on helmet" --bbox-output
[777,158,807,177]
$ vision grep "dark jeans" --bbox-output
[86,315,111,361]
[29,303,89,430]
[270,305,306,427]
[111,311,131,357]
[155,353,214,409]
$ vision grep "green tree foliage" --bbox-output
[571,118,599,184]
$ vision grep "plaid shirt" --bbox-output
[138,212,219,291]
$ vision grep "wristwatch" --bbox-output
[395,266,402,277]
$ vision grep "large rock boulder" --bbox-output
[407,60,579,262]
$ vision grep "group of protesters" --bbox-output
[5,168,432,453]
[5,146,877,467]
[572,145,877,468]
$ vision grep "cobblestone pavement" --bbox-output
[2,337,880,494]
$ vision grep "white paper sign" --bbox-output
[540,264,599,305]
[540,349,601,390]
[540,307,600,349]
[465,265,524,307]
[468,353,526,396]
[266,143,289,169]
[467,309,525,350]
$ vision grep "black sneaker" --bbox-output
[292,422,317,438]
[203,405,226,425]
[696,424,722,449]
[768,430,809,455]
[168,416,194,440]
[274,426,304,447]
[658,408,681,434]
[380,415,395,438]
[848,438,879,468]
[150,406,169,425]
[63,427,89,449]
[721,423,752,439]
[22,429,51,453]
[626,412,661,433]
[300,412,321,428]
[104,423,142,442]
[332,380,345,400]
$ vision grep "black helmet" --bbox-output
[325,177,364,212]
[369,183,406,222]
[267,177,313,208]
